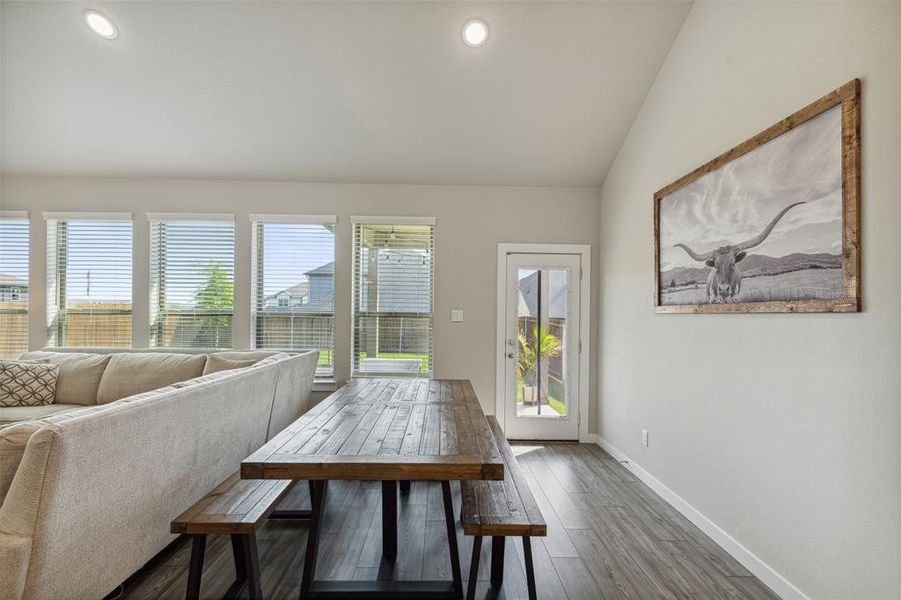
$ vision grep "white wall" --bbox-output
[598,2,901,599]
[0,176,600,424]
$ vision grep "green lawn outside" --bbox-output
[316,349,332,366]
[516,378,567,416]
[358,352,431,373]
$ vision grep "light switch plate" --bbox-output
[450,309,464,322]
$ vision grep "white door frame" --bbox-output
[495,243,591,442]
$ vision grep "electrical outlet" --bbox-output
[641,429,649,447]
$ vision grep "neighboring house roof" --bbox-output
[263,261,334,302]
[0,273,28,287]
[517,270,567,319]
[305,262,334,276]
[296,291,335,314]
[263,289,334,314]
[267,281,309,300]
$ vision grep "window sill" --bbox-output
[313,379,338,392]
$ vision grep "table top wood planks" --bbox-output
[241,378,505,482]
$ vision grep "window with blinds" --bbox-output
[46,214,133,347]
[149,215,235,349]
[351,218,435,377]
[0,213,29,358]
[251,216,336,378]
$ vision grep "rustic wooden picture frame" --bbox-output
[654,79,861,314]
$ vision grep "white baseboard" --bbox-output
[594,437,809,600]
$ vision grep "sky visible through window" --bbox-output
[58,220,132,303]
[0,221,337,305]
[0,221,28,282]
[260,223,335,297]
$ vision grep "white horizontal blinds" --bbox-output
[251,219,336,377]
[0,217,29,358]
[351,221,435,377]
[46,217,133,347]
[150,217,235,349]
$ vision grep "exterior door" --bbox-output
[501,252,582,440]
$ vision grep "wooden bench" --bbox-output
[171,473,311,600]
[460,416,546,600]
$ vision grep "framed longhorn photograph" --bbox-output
[654,79,861,314]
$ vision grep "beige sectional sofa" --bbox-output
[0,348,318,600]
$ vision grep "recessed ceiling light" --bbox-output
[462,19,488,48]
[83,10,118,40]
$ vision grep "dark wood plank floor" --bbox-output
[120,444,780,600]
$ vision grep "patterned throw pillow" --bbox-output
[0,361,60,407]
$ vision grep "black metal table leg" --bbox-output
[298,479,463,599]
[186,534,206,600]
[522,536,537,600]
[490,536,505,589]
[466,536,482,600]
[382,480,398,560]
[300,480,328,599]
[441,480,463,598]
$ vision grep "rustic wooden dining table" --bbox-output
[241,378,505,600]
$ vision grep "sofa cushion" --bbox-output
[202,354,259,375]
[0,362,59,407]
[0,404,84,427]
[210,350,281,362]
[18,352,112,406]
[251,352,290,369]
[95,353,208,404]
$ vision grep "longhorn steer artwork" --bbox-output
[673,202,805,303]
[653,79,860,314]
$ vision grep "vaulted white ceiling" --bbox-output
[0,1,690,186]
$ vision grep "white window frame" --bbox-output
[350,216,436,379]
[43,212,134,348]
[0,210,30,356]
[147,213,236,349]
[249,214,337,381]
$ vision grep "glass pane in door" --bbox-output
[515,267,568,418]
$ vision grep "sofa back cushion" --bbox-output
[19,352,112,406]
[96,353,208,405]
[202,354,259,375]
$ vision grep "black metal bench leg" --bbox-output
[467,536,482,600]
[490,536,505,589]
[300,480,327,599]
[522,536,537,600]
[185,534,206,600]
[221,535,249,600]
[242,533,263,599]
[382,480,398,559]
[231,534,247,580]
[441,480,464,598]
